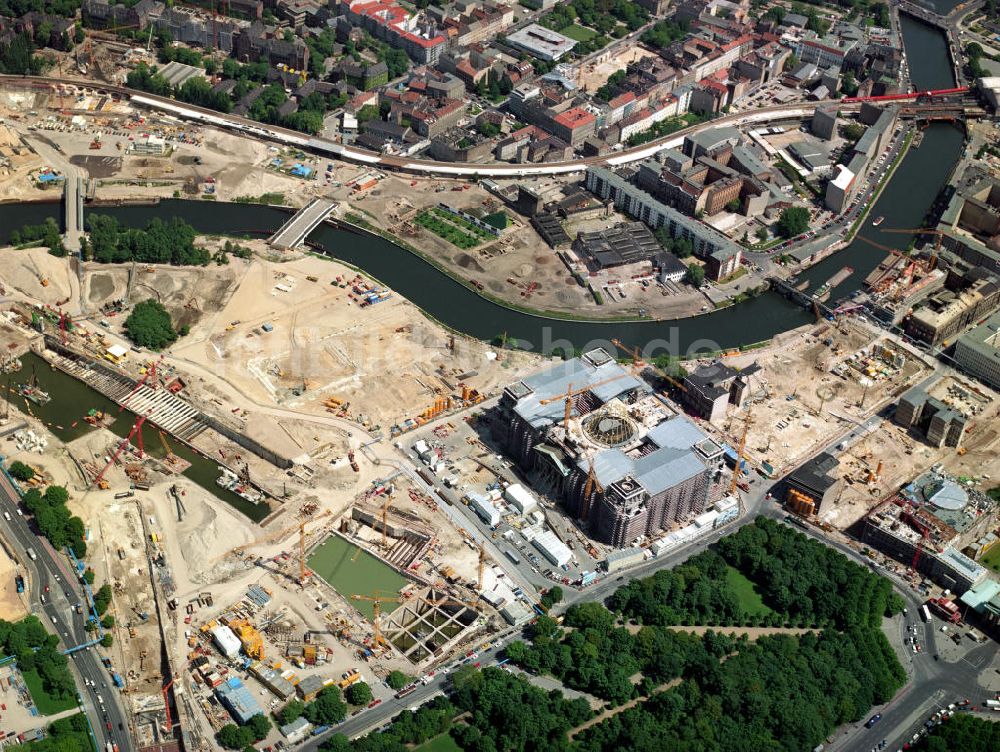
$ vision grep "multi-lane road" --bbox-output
[0,471,130,752]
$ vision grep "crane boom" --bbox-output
[538,374,634,431]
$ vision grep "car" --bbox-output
[865,713,882,728]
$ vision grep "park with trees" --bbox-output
[317,520,907,752]
[85,215,209,266]
[0,617,77,714]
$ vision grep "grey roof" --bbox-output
[511,350,649,429]
[730,145,769,177]
[579,415,712,494]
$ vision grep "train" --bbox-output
[841,86,970,104]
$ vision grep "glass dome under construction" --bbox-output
[582,406,638,448]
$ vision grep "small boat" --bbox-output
[872,216,885,227]
[18,366,50,405]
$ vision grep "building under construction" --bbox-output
[859,470,997,594]
[492,348,726,547]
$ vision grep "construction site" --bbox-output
[695,318,932,481]
[855,230,950,325]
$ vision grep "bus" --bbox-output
[920,604,931,623]
[505,549,520,565]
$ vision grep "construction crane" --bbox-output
[298,522,310,583]
[728,404,753,508]
[611,338,643,368]
[477,541,488,591]
[158,431,177,464]
[119,355,165,412]
[538,374,632,432]
[350,593,403,650]
[581,455,603,522]
[218,509,330,561]
[882,227,945,271]
[91,414,147,488]
[161,677,174,735]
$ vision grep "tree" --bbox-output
[387,671,410,690]
[94,584,113,615]
[100,615,115,629]
[246,713,271,741]
[776,206,811,239]
[345,681,373,706]
[7,461,35,481]
[725,198,741,213]
[125,300,178,350]
[687,263,706,286]
[100,633,113,648]
[755,226,768,244]
[276,699,305,726]
[217,724,252,749]
[305,686,346,726]
[540,586,563,610]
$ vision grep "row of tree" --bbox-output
[85,215,208,266]
[21,485,88,558]
[6,218,65,255]
[0,617,76,705]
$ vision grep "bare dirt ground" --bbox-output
[0,246,79,308]
[339,175,708,320]
[166,251,540,434]
[0,86,713,321]
[716,320,931,479]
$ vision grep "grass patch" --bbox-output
[22,669,78,715]
[980,542,1000,574]
[413,732,463,752]
[725,565,772,617]
[559,23,597,41]
[416,211,480,249]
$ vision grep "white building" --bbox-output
[132,134,167,155]
[212,625,242,660]
[468,493,501,527]
[504,484,538,516]
[532,530,572,568]
[604,547,645,573]
[506,24,576,62]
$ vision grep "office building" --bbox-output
[784,452,840,516]
[954,310,1000,390]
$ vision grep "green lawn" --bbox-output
[414,732,463,752]
[980,543,1000,574]
[559,24,598,42]
[725,566,772,617]
[22,669,78,715]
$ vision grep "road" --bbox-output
[0,471,130,752]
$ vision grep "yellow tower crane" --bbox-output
[538,374,632,432]
[351,593,405,650]
[581,455,604,522]
[611,338,644,368]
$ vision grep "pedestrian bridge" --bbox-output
[268,198,336,249]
